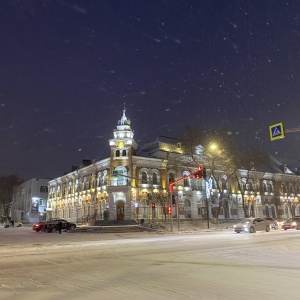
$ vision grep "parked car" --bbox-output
[4,220,23,228]
[233,218,271,233]
[45,219,76,232]
[282,217,300,230]
[264,217,279,230]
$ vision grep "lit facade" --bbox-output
[46,109,300,224]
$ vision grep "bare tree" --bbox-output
[180,126,269,220]
[233,148,269,218]
[0,175,23,221]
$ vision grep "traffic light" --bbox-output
[167,205,172,214]
[194,166,203,179]
[152,203,155,209]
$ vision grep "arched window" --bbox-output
[248,182,253,191]
[268,183,273,193]
[263,183,267,192]
[152,172,158,185]
[271,206,276,218]
[97,173,102,187]
[103,171,107,185]
[184,178,190,187]
[283,185,287,193]
[169,173,175,184]
[265,205,269,217]
[116,150,120,157]
[122,149,127,156]
[141,171,148,184]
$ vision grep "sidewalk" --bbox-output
[140,220,235,234]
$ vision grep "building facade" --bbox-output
[11,178,49,223]
[46,109,300,224]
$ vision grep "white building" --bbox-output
[46,108,300,224]
[11,178,49,223]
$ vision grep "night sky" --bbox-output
[1,0,300,180]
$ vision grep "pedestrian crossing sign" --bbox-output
[269,122,285,141]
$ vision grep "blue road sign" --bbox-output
[269,122,285,141]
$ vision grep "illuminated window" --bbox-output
[152,172,158,185]
[142,171,148,184]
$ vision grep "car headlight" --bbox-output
[233,225,236,228]
[292,222,296,226]
[243,225,247,228]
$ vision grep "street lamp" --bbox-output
[210,143,217,151]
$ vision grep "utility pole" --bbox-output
[176,195,180,231]
[170,190,173,232]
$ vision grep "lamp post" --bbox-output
[205,178,210,229]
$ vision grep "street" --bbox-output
[0,226,300,300]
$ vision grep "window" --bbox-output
[116,150,120,157]
[268,183,273,193]
[40,186,48,193]
[103,171,107,185]
[283,185,287,193]
[263,183,267,192]
[39,199,46,206]
[122,149,127,156]
[152,172,158,185]
[265,205,269,217]
[169,173,175,184]
[183,178,189,187]
[141,171,148,184]
[97,173,102,187]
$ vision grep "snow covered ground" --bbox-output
[0,225,299,300]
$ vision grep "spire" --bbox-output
[118,103,130,126]
[120,103,127,125]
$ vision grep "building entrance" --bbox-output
[116,201,124,220]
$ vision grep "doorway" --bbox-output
[116,201,125,220]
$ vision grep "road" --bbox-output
[0,226,299,300]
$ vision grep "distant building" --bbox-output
[11,178,49,223]
[46,107,300,224]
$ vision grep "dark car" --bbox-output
[32,221,46,232]
[264,217,279,230]
[282,217,300,230]
[46,219,76,232]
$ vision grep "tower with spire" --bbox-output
[108,104,138,184]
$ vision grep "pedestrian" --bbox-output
[57,221,62,234]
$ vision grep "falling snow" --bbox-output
[0,0,299,179]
